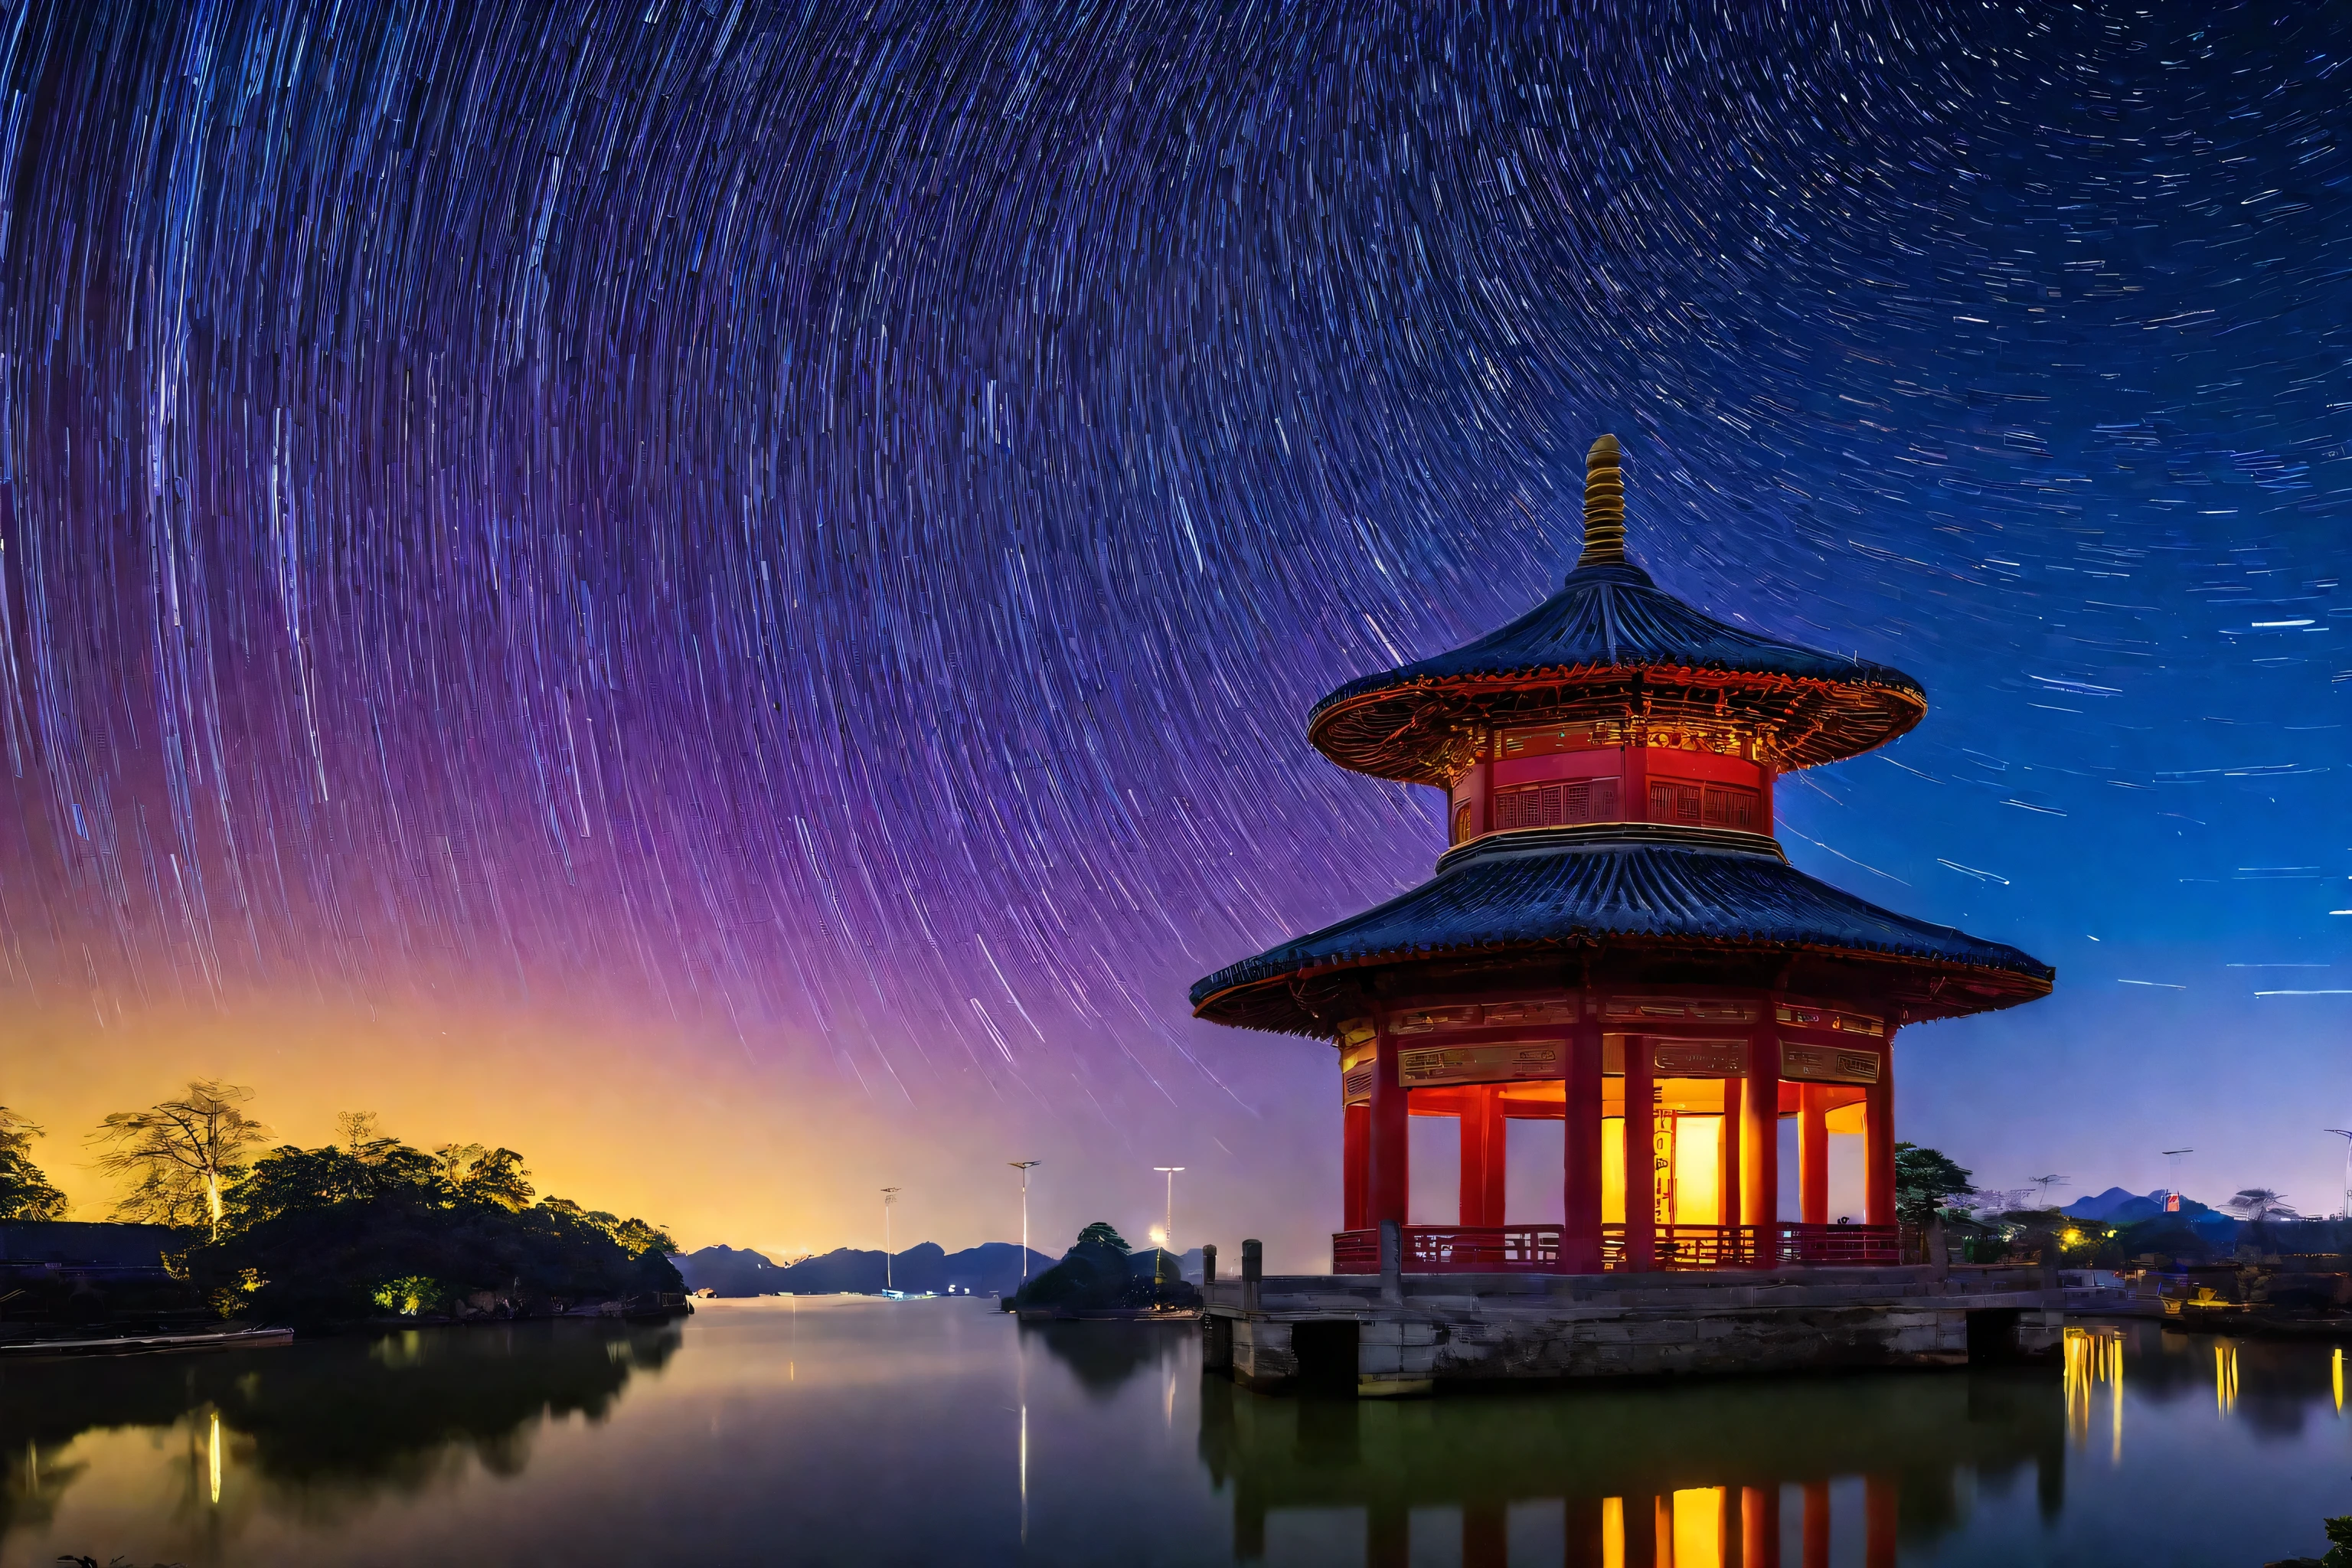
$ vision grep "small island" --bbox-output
[1009,1223,1202,1320]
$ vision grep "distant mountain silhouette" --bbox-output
[2063,1187,2170,1224]
[672,1243,791,1296]
[674,1240,1055,1296]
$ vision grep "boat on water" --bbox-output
[0,1325,296,1360]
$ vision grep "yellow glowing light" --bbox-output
[2062,1229,2082,1246]
[2334,1348,2344,1416]
[208,1412,221,1505]
[1674,1487,1725,1566]
[1601,1497,1625,1568]
[2112,1333,2124,1464]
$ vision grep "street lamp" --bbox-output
[881,1187,900,1292]
[2325,1132,2352,1220]
[1008,1161,1040,1279]
[1153,1167,1185,1263]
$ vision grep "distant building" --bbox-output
[0,1221,185,1282]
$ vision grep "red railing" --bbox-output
[1601,1224,1765,1269]
[1603,1222,1900,1269]
[1775,1222,1900,1266]
[1332,1225,1562,1273]
[1334,1221,1899,1274]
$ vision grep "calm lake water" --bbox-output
[4,1298,2348,1566]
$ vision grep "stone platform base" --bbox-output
[1200,1266,2061,1396]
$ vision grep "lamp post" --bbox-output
[2326,1133,2352,1220]
[2162,1148,2193,1212]
[2030,1173,2066,1210]
[1153,1167,1185,1263]
[881,1187,900,1292]
[1008,1161,1040,1279]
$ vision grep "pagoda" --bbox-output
[1191,436,2053,1276]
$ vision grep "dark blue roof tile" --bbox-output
[1190,826,2051,1032]
[1307,563,1926,779]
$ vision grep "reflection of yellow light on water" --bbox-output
[208,1412,221,1505]
[2111,1332,2124,1463]
[2063,1327,2127,1459]
[1672,1487,1723,1568]
[1602,1496,1624,1568]
[2335,1348,2344,1416]
[2216,1343,2239,1416]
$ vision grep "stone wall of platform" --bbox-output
[1202,1266,2063,1395]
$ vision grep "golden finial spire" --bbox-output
[1576,433,1625,567]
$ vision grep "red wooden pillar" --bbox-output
[1720,1075,1743,1242]
[1563,1495,1605,1568]
[1367,1498,1408,1568]
[1623,743,1650,824]
[1481,726,1495,835]
[1865,1036,1897,1230]
[1799,1083,1831,1227]
[1759,761,1777,832]
[1864,1475,1898,1568]
[1461,1499,1507,1568]
[1459,1084,1506,1228]
[1723,1484,1745,1568]
[1343,1102,1370,1232]
[1741,1027,1780,1253]
[1801,1480,1831,1568]
[1621,1493,1657,1568]
[1562,1018,1606,1272]
[1369,1021,1411,1230]
[1622,1031,1656,1271]
[1742,1484,1781,1568]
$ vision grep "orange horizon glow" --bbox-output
[5,990,1323,1269]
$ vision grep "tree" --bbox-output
[435,1144,536,1210]
[0,1107,67,1220]
[194,1157,682,1325]
[1893,1143,1975,1227]
[536,1196,674,1256]
[90,1080,267,1237]
[227,1142,446,1228]
[1074,1221,1130,1253]
[335,1110,407,1165]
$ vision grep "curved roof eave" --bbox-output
[1192,934,2050,1021]
[1302,563,1927,775]
[1186,835,2053,1031]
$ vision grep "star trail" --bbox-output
[0,2,2344,1252]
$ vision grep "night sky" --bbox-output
[1,2,2344,1266]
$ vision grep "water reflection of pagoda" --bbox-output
[1198,1361,2066,1567]
[1193,436,2053,1277]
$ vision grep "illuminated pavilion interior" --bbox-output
[1191,436,2053,1274]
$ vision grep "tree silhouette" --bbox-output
[1074,1221,1130,1253]
[90,1080,266,1238]
[0,1106,67,1220]
[1893,1142,1975,1227]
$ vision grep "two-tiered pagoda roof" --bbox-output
[1191,434,2053,1036]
